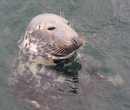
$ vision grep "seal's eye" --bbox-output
[48,27,55,31]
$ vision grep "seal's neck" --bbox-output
[20,48,77,67]
[52,52,77,67]
[34,52,77,67]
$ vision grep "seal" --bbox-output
[7,13,123,110]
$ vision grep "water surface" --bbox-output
[0,0,130,110]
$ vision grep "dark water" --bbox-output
[0,0,130,110]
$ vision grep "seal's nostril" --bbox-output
[48,27,55,31]
[72,37,83,48]
[72,39,78,45]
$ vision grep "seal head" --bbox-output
[23,14,83,61]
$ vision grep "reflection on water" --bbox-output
[0,0,130,110]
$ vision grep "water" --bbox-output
[0,0,130,110]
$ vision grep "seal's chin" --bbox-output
[44,51,75,60]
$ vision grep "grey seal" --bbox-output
[7,13,122,110]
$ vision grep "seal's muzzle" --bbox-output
[44,35,83,57]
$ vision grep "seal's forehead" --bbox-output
[29,13,68,27]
